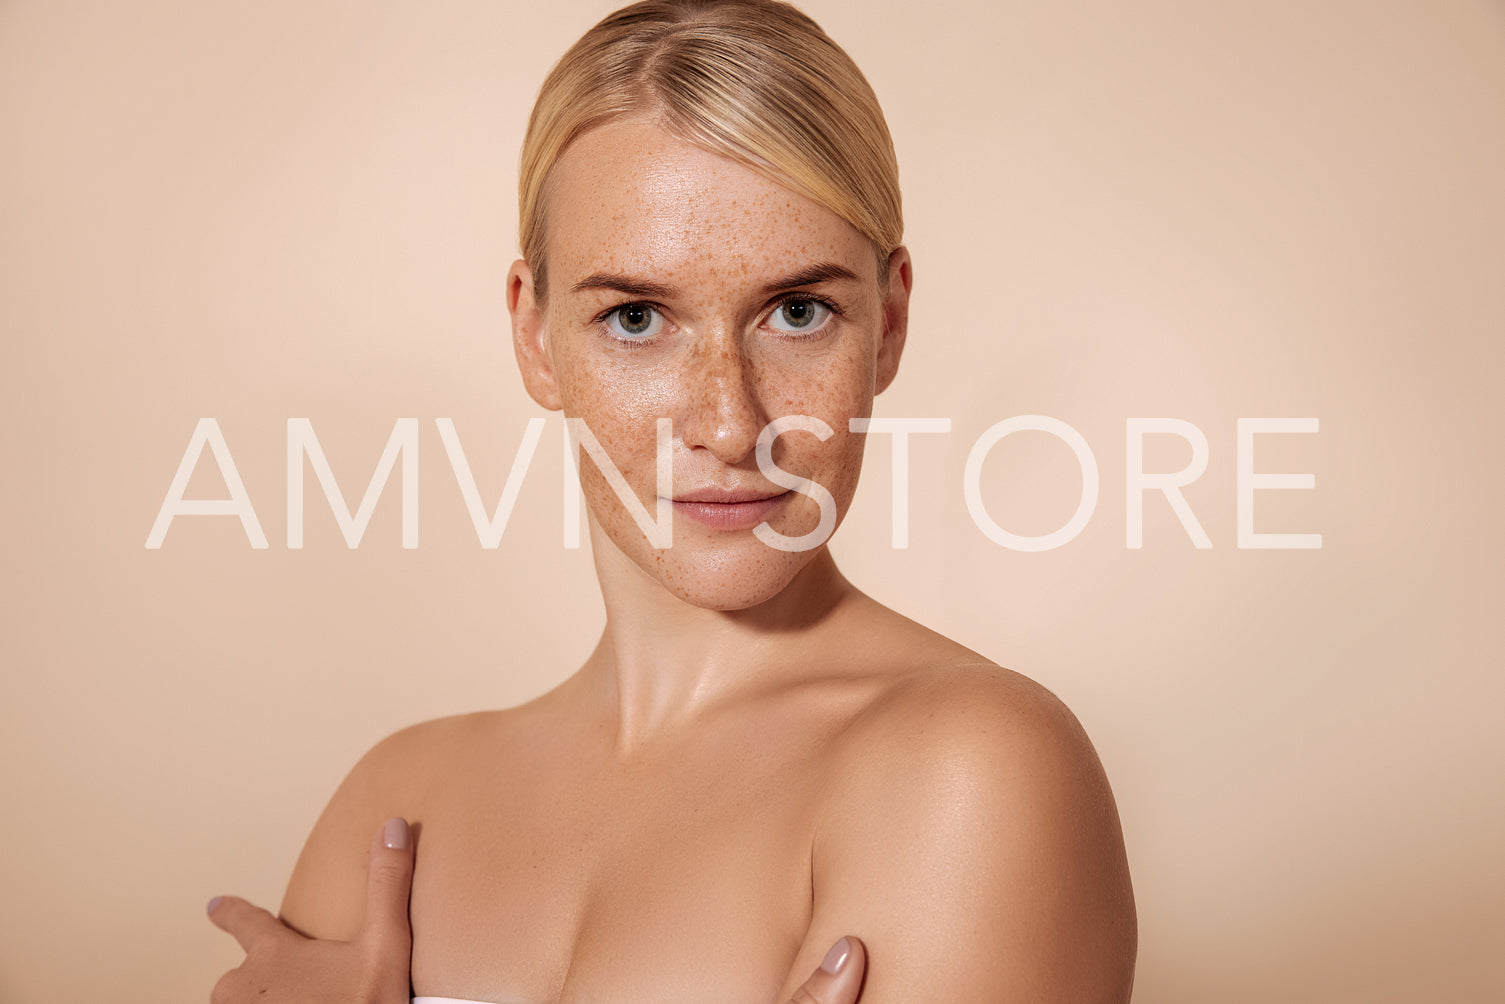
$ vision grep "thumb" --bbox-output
[788,936,866,1004]
[358,817,415,954]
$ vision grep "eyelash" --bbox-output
[768,293,843,339]
[592,294,844,347]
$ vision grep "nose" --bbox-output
[677,326,767,466]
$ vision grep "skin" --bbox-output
[275,116,1137,1002]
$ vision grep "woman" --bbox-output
[209,1,1137,1000]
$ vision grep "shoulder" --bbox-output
[817,595,1113,829]
[340,712,484,792]
[851,660,1085,752]
[314,710,500,824]
[276,711,500,938]
[825,661,1111,839]
[832,595,1086,756]
[806,661,1137,1001]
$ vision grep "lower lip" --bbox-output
[671,493,790,531]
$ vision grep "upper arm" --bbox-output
[277,721,437,940]
[778,670,1137,1002]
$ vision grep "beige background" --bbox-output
[2,1,1502,1001]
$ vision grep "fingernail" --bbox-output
[206,896,223,915]
[383,817,409,850]
[820,937,851,974]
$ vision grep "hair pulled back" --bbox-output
[519,0,903,297]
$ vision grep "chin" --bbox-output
[644,544,811,612]
[660,573,798,612]
[589,498,842,612]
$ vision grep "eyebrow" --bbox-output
[568,261,862,299]
[569,273,678,298]
[760,262,862,293]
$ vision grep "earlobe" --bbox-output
[507,259,563,411]
[875,246,912,396]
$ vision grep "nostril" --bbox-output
[681,395,764,464]
[675,335,768,462]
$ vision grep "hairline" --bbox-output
[529,112,893,308]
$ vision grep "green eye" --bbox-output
[768,298,831,333]
[606,303,664,340]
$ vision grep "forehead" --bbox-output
[545,117,875,291]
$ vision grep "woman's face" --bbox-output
[508,116,911,610]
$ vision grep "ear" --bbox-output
[875,246,912,396]
[507,259,562,411]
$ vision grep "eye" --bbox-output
[604,303,665,340]
[766,297,833,334]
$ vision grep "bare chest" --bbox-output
[407,735,824,1003]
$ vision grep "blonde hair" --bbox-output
[519,0,903,298]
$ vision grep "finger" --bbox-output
[206,895,291,954]
[788,936,867,1004]
[358,817,415,954]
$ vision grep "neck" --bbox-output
[578,518,856,751]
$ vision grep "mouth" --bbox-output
[669,489,792,530]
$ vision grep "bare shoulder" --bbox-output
[276,710,503,939]
[795,628,1137,1001]
[842,659,1102,790]
[827,596,1102,789]
[820,657,1121,877]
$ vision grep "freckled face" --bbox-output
[514,117,907,610]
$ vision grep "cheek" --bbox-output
[761,342,877,430]
[550,346,682,526]
[818,427,869,510]
[554,344,658,435]
[760,350,876,506]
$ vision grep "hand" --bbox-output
[787,936,867,1004]
[208,817,414,1004]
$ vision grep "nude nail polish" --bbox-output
[383,817,409,850]
[820,937,851,974]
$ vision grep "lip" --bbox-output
[674,486,787,504]
[670,489,792,530]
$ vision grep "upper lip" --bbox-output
[672,487,790,504]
